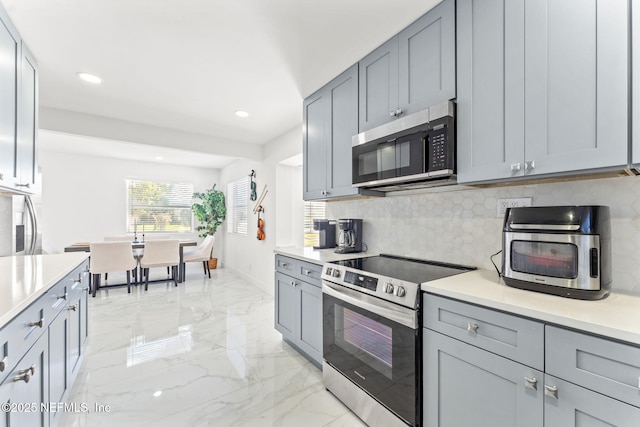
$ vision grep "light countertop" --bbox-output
[0,252,89,328]
[422,269,640,346]
[274,246,378,264]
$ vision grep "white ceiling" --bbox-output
[3,0,441,167]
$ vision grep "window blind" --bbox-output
[304,201,326,247]
[126,179,194,233]
[227,177,248,235]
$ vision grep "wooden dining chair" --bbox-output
[89,241,138,296]
[182,235,215,280]
[138,240,180,290]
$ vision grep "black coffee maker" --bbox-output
[313,219,336,249]
[335,219,363,254]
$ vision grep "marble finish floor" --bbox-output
[60,266,365,427]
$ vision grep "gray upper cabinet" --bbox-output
[0,4,19,190]
[359,0,455,132]
[304,64,366,201]
[458,0,628,184]
[17,42,38,193]
[633,0,640,165]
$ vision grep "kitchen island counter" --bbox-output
[422,268,640,346]
[0,252,89,328]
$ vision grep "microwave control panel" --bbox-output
[427,116,455,172]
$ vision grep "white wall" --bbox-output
[219,126,302,295]
[39,150,220,254]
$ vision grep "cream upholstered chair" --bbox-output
[138,240,180,290]
[182,235,215,280]
[89,241,138,296]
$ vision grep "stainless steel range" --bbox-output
[321,254,475,427]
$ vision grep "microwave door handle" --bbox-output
[509,224,581,231]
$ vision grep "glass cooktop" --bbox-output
[331,254,475,284]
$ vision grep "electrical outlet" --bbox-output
[497,197,532,218]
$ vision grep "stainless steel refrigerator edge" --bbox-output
[0,193,42,256]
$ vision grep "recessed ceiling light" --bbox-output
[155,156,164,160]
[77,72,102,84]
[235,110,249,118]
[153,391,162,398]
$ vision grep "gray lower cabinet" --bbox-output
[0,331,49,427]
[424,329,543,427]
[457,0,628,184]
[359,0,455,132]
[423,293,640,426]
[303,64,365,201]
[0,259,89,427]
[274,255,322,367]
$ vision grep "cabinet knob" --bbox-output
[544,384,558,399]
[13,364,36,383]
[389,110,397,117]
[510,163,521,172]
[0,356,7,372]
[304,270,311,276]
[290,281,297,287]
[68,304,78,312]
[467,322,479,333]
[28,318,44,328]
[525,160,536,170]
[524,377,538,390]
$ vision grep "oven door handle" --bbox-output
[322,281,418,329]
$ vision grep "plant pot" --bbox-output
[208,258,218,269]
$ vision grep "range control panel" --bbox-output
[343,271,378,291]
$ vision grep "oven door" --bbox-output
[352,131,426,186]
[322,281,419,426]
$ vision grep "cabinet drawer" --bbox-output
[546,325,640,408]
[0,298,47,384]
[424,294,544,370]
[295,260,322,287]
[275,255,298,276]
[43,261,87,321]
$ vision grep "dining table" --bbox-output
[64,240,197,284]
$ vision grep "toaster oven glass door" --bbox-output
[511,241,578,279]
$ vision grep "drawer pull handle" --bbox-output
[304,270,311,276]
[29,318,44,328]
[467,322,479,333]
[13,364,36,383]
[57,293,68,300]
[0,356,7,372]
[290,281,297,287]
[281,263,288,268]
[68,304,78,312]
[524,377,537,390]
[544,385,558,399]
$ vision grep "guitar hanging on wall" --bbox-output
[252,184,268,241]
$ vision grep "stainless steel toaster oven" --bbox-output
[502,206,611,300]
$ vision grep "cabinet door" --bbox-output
[456,0,525,184]
[634,1,640,165]
[524,0,627,176]
[544,375,640,427]
[398,0,455,115]
[274,272,297,342]
[295,281,322,365]
[48,311,68,427]
[16,42,37,193]
[424,329,542,427]
[358,37,399,132]
[0,5,19,189]
[0,332,49,427]
[68,291,83,378]
[303,90,329,200]
[326,64,359,199]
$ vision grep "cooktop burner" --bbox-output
[330,254,475,285]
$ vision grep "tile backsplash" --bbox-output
[326,175,640,296]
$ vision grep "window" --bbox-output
[304,201,326,247]
[126,179,194,233]
[227,177,249,235]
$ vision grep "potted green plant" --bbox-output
[192,184,226,269]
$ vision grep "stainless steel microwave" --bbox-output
[352,101,455,191]
[502,206,611,300]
